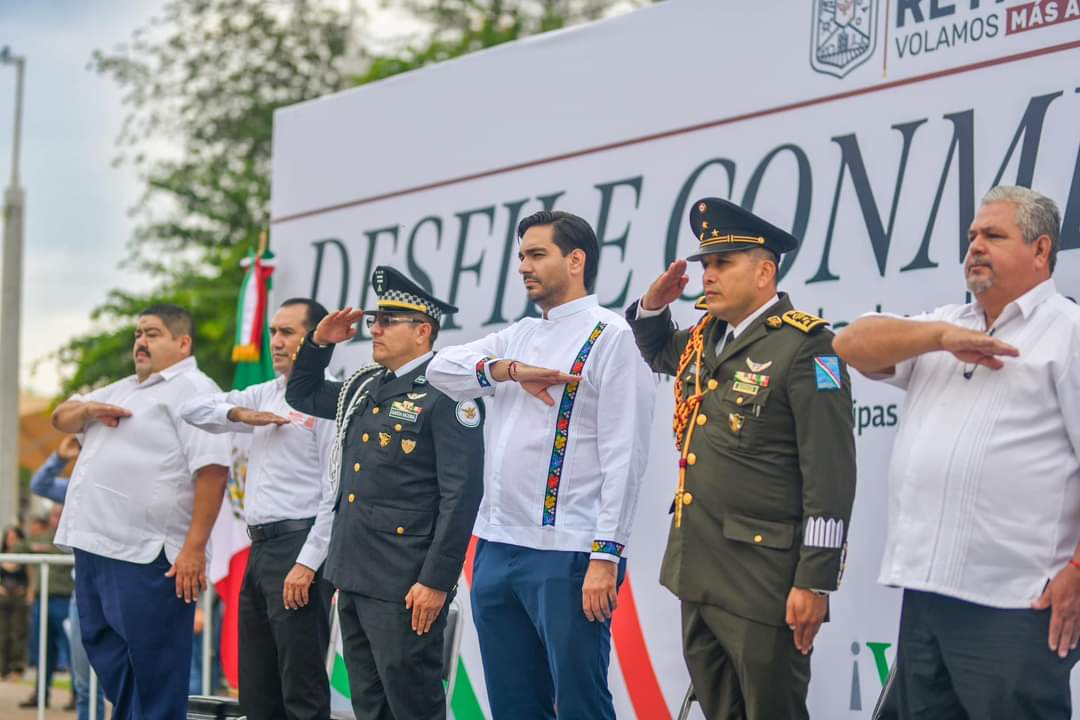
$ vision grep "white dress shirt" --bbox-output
[56,356,232,565]
[427,295,656,562]
[872,279,1080,608]
[180,376,336,570]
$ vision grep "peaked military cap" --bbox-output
[686,197,799,261]
[364,266,458,323]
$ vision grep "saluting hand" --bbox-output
[641,259,690,311]
[313,307,364,345]
[283,563,316,610]
[84,402,132,428]
[227,407,289,427]
[166,543,207,603]
[940,324,1019,370]
[1032,562,1080,658]
[786,587,827,655]
[491,361,581,407]
[404,582,447,636]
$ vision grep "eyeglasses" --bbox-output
[364,314,427,329]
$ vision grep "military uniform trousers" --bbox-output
[238,523,333,720]
[682,600,811,720]
[336,589,450,720]
[471,539,627,720]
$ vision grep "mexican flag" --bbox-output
[208,248,276,689]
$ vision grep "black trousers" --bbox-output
[893,589,1080,720]
[337,590,448,720]
[238,528,333,720]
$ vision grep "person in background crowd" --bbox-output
[21,504,74,710]
[27,435,105,719]
[834,186,1080,719]
[51,303,231,720]
[0,525,30,680]
[427,212,655,720]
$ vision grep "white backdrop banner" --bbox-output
[269,0,1080,716]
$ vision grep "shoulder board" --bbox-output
[782,310,829,334]
[693,295,708,311]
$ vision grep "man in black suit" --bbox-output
[286,266,485,720]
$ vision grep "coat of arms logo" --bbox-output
[810,0,878,78]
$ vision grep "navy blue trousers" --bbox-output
[471,539,625,720]
[74,549,195,720]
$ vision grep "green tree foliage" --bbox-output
[53,0,647,398]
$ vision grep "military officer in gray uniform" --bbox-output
[626,198,857,720]
[285,266,485,720]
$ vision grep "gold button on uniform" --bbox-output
[736,396,745,406]
[394,423,402,432]
[683,491,694,505]
[362,433,369,443]
[753,534,763,544]
[347,493,356,504]
[687,453,697,466]
[396,526,405,535]
[353,463,361,472]
[707,379,719,390]
[696,414,707,426]
[372,407,381,415]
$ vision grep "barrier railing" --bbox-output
[0,552,216,720]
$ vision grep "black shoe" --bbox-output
[18,692,49,708]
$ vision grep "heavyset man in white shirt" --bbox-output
[835,186,1080,719]
[427,210,655,720]
[51,304,231,720]
[181,298,335,720]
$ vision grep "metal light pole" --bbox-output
[0,46,26,527]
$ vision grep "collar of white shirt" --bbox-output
[962,277,1058,328]
[140,355,198,387]
[392,350,434,378]
[544,294,599,321]
[729,294,781,340]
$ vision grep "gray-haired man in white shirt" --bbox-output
[835,186,1080,720]
[181,298,335,720]
[51,303,231,720]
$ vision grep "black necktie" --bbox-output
[383,370,396,382]
[724,331,736,350]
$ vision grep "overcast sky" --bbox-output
[0,0,421,396]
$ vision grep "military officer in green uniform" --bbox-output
[626,198,856,720]
[285,266,485,720]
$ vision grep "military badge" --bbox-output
[455,400,481,428]
[379,432,391,448]
[401,438,416,455]
[388,400,421,422]
[729,413,744,433]
[766,315,782,329]
[407,392,427,401]
[732,381,760,396]
[814,355,843,391]
[415,376,427,385]
[734,371,770,388]
[746,357,773,372]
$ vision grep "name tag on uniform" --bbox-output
[388,400,422,423]
[731,381,760,396]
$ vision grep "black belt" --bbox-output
[246,517,315,543]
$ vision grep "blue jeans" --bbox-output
[29,594,70,693]
[69,593,105,720]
